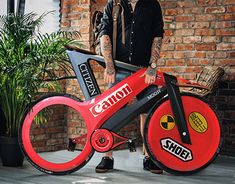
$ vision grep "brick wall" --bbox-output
[59,0,235,154]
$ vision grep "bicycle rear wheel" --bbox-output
[144,93,222,175]
[19,93,94,175]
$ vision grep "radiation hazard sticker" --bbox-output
[189,112,208,133]
[160,115,175,130]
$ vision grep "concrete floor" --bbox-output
[0,148,235,184]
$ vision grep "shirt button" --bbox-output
[131,42,133,44]
[130,53,133,55]
[132,21,135,24]
[131,31,134,34]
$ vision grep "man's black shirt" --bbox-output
[99,0,164,67]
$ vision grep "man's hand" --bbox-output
[104,61,116,84]
[142,66,156,84]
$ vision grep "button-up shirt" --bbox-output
[99,0,164,67]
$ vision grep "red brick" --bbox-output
[61,7,70,14]
[186,59,213,66]
[162,44,175,51]
[217,43,235,51]
[159,2,177,8]
[164,37,183,44]
[164,30,174,36]
[175,29,194,36]
[186,52,198,58]
[183,36,202,43]
[72,6,89,12]
[164,16,175,23]
[156,59,166,66]
[205,7,226,13]
[195,29,215,36]
[164,23,176,29]
[197,0,216,6]
[67,12,82,20]
[166,59,185,66]
[177,1,196,8]
[158,67,175,73]
[175,44,194,51]
[61,21,71,27]
[217,0,235,4]
[200,59,215,65]
[174,66,202,73]
[46,127,64,134]
[214,59,235,66]
[218,14,235,21]
[202,36,221,43]
[195,52,206,58]
[160,51,174,59]
[224,0,235,4]
[195,14,216,21]
[81,0,88,4]
[79,27,89,34]
[184,7,204,14]
[222,37,235,43]
[211,22,234,29]
[185,67,202,73]
[71,20,81,26]
[189,22,210,29]
[207,52,227,59]
[216,29,235,36]
[165,9,183,15]
[174,52,186,59]
[176,22,189,29]
[229,52,235,58]
[195,43,216,51]
[176,15,195,22]
[227,6,235,12]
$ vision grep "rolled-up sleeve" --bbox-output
[99,0,113,38]
[152,1,164,38]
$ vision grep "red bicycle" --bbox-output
[19,46,222,175]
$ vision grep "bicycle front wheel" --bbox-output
[144,93,222,175]
[19,94,94,175]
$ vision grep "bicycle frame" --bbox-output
[66,47,208,145]
[20,46,221,175]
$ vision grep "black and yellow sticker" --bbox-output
[189,112,208,133]
[160,115,175,130]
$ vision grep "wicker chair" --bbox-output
[182,66,225,97]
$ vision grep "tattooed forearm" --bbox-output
[150,37,162,64]
[100,35,115,74]
[101,35,113,62]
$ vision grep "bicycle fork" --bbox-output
[164,73,191,145]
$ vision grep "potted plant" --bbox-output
[0,12,80,166]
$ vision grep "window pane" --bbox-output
[25,0,60,34]
[0,0,8,15]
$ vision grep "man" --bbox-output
[95,0,164,174]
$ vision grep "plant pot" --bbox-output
[0,136,24,167]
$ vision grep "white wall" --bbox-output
[0,0,60,34]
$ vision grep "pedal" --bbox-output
[127,139,136,152]
[68,138,76,151]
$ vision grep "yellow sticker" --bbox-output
[160,115,175,130]
[189,112,208,133]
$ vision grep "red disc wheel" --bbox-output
[144,94,221,174]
